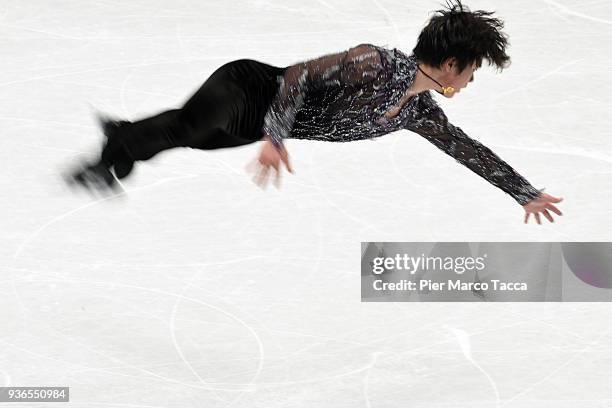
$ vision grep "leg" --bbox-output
[102,65,262,178]
[100,102,256,181]
[100,109,183,179]
[66,109,184,192]
[67,59,283,192]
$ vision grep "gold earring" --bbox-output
[442,86,455,95]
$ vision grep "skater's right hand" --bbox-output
[246,135,294,189]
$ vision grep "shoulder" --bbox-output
[344,44,397,78]
[346,43,383,61]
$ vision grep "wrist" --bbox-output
[519,189,544,207]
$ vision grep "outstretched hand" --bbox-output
[246,135,294,189]
[523,192,563,224]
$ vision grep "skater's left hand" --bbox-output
[523,192,563,224]
[246,136,294,189]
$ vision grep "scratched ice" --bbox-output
[1,0,612,407]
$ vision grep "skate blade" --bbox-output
[63,165,126,199]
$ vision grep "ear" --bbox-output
[442,57,458,73]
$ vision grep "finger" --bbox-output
[274,167,282,189]
[524,212,530,224]
[280,152,294,174]
[279,148,294,174]
[262,166,272,189]
[252,165,263,185]
[283,156,294,174]
[284,160,293,174]
[268,163,279,188]
[534,213,541,225]
[259,169,270,189]
[549,195,563,203]
[265,163,278,187]
[256,165,270,188]
[545,203,563,216]
[251,160,263,180]
[542,209,554,223]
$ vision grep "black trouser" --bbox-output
[99,59,287,179]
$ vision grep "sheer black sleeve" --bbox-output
[405,92,542,206]
[262,43,383,148]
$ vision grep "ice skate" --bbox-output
[64,160,124,196]
[96,112,135,179]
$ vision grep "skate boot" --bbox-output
[65,160,123,195]
[96,113,135,179]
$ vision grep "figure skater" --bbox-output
[66,0,563,225]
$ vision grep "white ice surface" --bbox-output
[2,0,612,407]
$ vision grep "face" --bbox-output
[439,58,480,98]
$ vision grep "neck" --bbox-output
[410,63,446,94]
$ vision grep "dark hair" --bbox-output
[412,0,511,73]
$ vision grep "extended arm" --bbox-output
[262,43,383,148]
[405,92,542,206]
